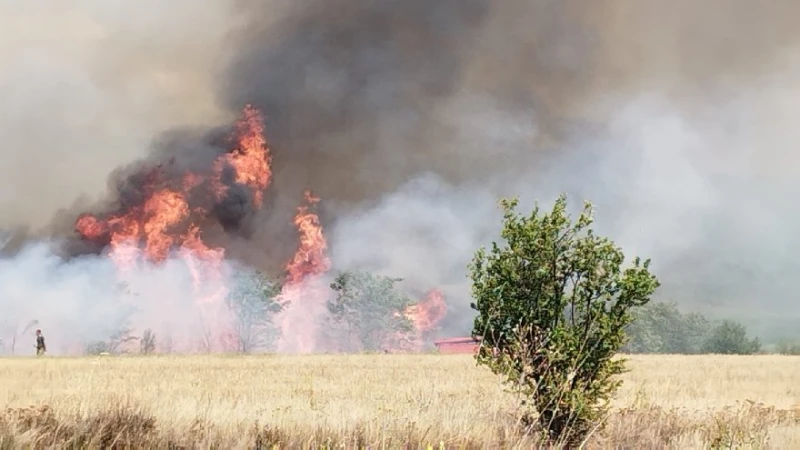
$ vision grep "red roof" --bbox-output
[434,337,480,354]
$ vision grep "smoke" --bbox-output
[225,0,800,338]
[3,0,800,352]
[0,0,230,232]
[0,0,239,353]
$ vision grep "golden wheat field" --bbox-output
[1,354,799,449]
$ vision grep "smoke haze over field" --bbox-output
[2,0,800,352]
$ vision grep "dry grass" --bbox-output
[1,354,799,448]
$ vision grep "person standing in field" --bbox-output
[35,329,46,356]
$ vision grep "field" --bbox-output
[2,354,800,449]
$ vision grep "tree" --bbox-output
[470,195,660,446]
[682,312,713,354]
[702,320,761,354]
[624,301,710,354]
[327,270,415,352]
[226,268,283,353]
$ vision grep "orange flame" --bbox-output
[285,190,331,284]
[401,289,448,350]
[213,104,272,207]
[276,189,331,353]
[72,103,450,355]
[407,289,447,334]
[75,105,270,267]
[73,105,272,352]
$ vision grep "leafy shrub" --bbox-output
[470,195,660,445]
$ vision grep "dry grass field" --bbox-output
[1,354,800,449]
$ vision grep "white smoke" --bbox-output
[0,240,241,356]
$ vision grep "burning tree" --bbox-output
[226,268,283,353]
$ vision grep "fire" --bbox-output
[402,289,448,350]
[407,289,447,333]
[226,104,272,207]
[74,105,272,351]
[75,105,271,267]
[276,190,331,353]
[210,105,271,207]
[70,103,448,355]
[74,215,107,241]
[142,190,189,262]
[286,190,331,284]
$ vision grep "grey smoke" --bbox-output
[2,0,800,351]
[0,0,230,231]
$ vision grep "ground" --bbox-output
[1,354,799,448]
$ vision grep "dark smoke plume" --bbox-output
[213,1,800,339]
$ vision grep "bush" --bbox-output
[470,195,660,446]
[702,320,761,355]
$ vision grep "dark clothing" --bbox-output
[36,335,46,356]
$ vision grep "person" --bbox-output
[35,329,46,356]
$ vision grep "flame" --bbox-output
[70,102,449,355]
[73,105,272,352]
[407,289,447,334]
[211,104,272,207]
[276,190,331,353]
[75,105,270,266]
[401,289,448,351]
[285,190,331,284]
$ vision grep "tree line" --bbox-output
[623,301,762,355]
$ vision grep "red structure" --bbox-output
[433,336,480,354]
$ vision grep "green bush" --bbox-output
[702,320,761,354]
[470,195,660,446]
